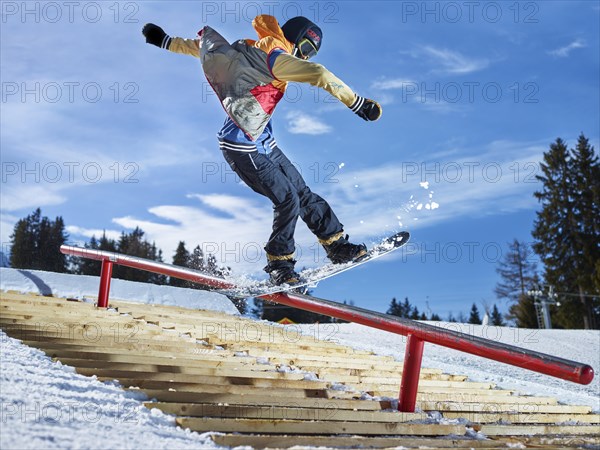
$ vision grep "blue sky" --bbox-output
[1,1,599,319]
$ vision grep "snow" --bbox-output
[0,331,221,450]
[297,322,600,413]
[0,268,239,315]
[1,269,599,449]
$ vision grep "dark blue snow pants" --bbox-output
[222,147,343,257]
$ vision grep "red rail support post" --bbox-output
[97,259,113,308]
[399,334,425,412]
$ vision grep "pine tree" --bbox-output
[410,306,420,320]
[533,136,600,329]
[569,134,600,328]
[495,239,538,327]
[188,245,205,272]
[430,313,442,321]
[46,216,68,272]
[401,298,411,318]
[76,232,119,275]
[112,227,166,284]
[9,208,68,272]
[9,212,38,269]
[387,297,402,317]
[77,235,100,275]
[468,303,481,324]
[170,241,190,287]
[490,304,505,326]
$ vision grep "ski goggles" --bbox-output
[297,37,318,59]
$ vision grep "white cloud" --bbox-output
[110,194,274,274]
[370,77,467,113]
[371,79,416,90]
[285,111,332,135]
[65,226,122,242]
[0,185,67,212]
[547,39,586,57]
[92,139,547,277]
[420,46,490,74]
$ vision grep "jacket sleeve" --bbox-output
[168,37,200,57]
[271,53,357,107]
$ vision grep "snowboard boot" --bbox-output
[264,254,301,286]
[320,232,368,264]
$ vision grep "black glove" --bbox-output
[142,23,171,49]
[350,95,382,121]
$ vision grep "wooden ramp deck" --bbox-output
[1,291,598,449]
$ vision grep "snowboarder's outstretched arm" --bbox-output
[142,23,381,121]
[271,53,382,121]
[142,23,199,57]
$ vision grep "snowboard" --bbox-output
[221,231,410,298]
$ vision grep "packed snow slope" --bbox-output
[1,268,599,449]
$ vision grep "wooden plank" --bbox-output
[0,299,95,311]
[215,342,375,357]
[334,373,468,383]
[51,354,278,372]
[387,386,502,396]
[135,389,387,411]
[146,402,427,423]
[47,351,275,370]
[176,417,465,435]
[420,401,592,415]
[266,358,404,371]
[68,360,306,380]
[9,321,203,343]
[299,365,443,376]
[103,378,360,399]
[209,339,377,355]
[210,434,510,449]
[0,308,131,323]
[444,411,600,424]
[0,292,82,303]
[417,392,555,404]
[379,380,496,389]
[23,340,235,360]
[20,336,231,354]
[78,369,331,389]
[248,352,397,365]
[111,300,240,319]
[478,424,600,436]
[501,435,600,447]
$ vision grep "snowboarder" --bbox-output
[142,15,382,285]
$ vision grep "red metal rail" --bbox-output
[60,245,595,412]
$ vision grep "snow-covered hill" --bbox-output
[1,268,599,449]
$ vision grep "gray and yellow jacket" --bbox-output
[164,15,358,148]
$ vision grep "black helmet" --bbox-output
[281,16,322,59]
